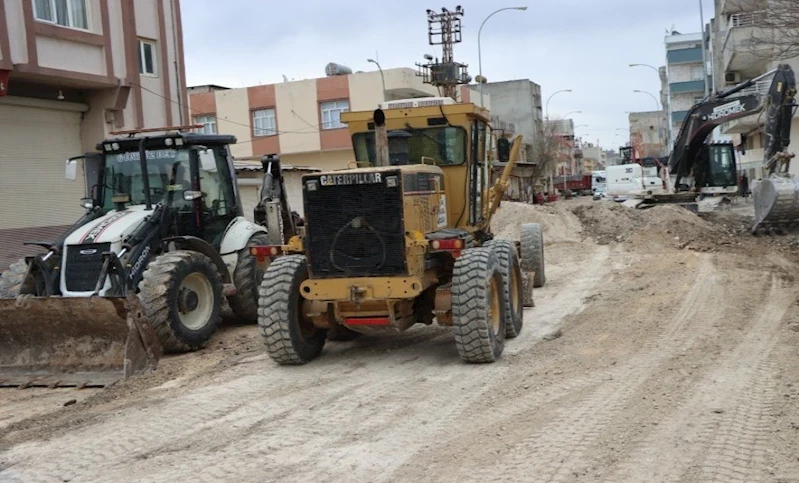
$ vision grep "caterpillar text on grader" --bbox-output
[253,97,547,365]
[0,126,280,387]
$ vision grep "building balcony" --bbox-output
[670,80,706,94]
[672,110,689,123]
[720,0,761,15]
[722,12,773,78]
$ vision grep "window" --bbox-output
[138,39,157,76]
[693,95,705,105]
[691,65,705,81]
[34,0,88,30]
[320,100,349,130]
[352,126,467,166]
[194,115,217,134]
[253,108,276,137]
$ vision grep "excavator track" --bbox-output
[752,175,799,233]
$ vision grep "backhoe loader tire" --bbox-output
[520,223,546,288]
[138,251,223,353]
[452,247,506,363]
[258,255,327,365]
[484,239,524,338]
[0,259,27,298]
[228,232,271,323]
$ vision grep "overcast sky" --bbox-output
[182,0,715,151]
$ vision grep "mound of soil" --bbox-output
[491,201,583,244]
[573,202,724,247]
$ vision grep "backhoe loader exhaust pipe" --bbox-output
[0,295,162,388]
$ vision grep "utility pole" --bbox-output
[699,0,710,98]
[416,7,472,101]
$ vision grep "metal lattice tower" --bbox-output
[416,6,472,100]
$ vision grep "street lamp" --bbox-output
[367,58,386,102]
[629,63,660,75]
[545,89,572,119]
[633,90,666,156]
[478,6,528,107]
[633,89,660,110]
[563,110,582,119]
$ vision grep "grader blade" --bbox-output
[0,295,162,388]
[752,175,799,232]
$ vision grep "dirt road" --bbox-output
[2,199,799,482]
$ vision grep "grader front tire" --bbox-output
[484,239,524,338]
[452,248,506,363]
[521,223,546,288]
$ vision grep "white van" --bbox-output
[606,164,666,202]
[606,164,643,202]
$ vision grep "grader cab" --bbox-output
[253,97,546,364]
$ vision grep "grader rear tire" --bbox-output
[452,247,506,363]
[138,251,223,353]
[258,255,327,365]
[484,239,524,338]
[521,223,546,288]
[228,232,271,323]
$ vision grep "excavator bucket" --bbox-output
[752,175,799,232]
[0,295,162,388]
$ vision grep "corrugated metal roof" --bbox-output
[0,225,71,272]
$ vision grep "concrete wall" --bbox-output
[480,80,542,153]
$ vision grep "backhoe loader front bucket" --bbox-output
[752,175,799,232]
[0,295,162,388]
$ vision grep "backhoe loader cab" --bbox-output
[256,99,547,365]
[0,128,271,388]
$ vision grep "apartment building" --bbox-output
[629,110,668,157]
[544,118,575,176]
[580,143,605,174]
[187,68,488,171]
[711,0,799,180]
[664,30,710,147]
[479,79,543,160]
[0,0,187,269]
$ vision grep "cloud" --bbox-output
[181,0,715,150]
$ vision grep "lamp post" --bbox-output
[545,89,572,119]
[633,89,665,155]
[367,58,386,102]
[478,6,527,108]
[562,110,582,119]
[629,63,660,75]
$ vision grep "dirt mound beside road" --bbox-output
[491,201,583,243]
[573,202,722,246]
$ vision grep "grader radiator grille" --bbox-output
[303,172,406,278]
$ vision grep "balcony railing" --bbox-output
[729,10,766,28]
[725,79,771,99]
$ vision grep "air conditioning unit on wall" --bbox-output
[725,71,741,85]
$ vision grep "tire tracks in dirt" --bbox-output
[390,254,750,482]
[606,274,795,482]
[0,243,614,482]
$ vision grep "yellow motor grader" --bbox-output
[252,98,546,364]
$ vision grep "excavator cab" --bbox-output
[695,142,738,192]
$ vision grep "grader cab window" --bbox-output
[352,126,467,166]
